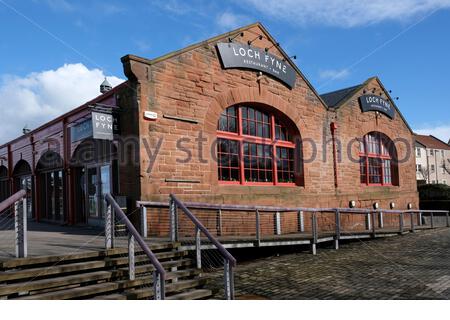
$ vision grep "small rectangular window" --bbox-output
[416,148,421,157]
[217,138,240,182]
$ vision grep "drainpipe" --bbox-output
[330,122,338,188]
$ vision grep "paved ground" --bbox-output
[208,228,450,299]
[0,221,108,260]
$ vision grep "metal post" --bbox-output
[334,209,340,250]
[140,206,148,237]
[15,198,27,258]
[224,259,235,300]
[446,212,449,228]
[371,211,376,238]
[311,213,317,255]
[399,213,404,233]
[418,212,423,226]
[105,203,114,249]
[255,209,261,247]
[153,271,165,300]
[430,212,434,229]
[128,233,135,280]
[365,213,371,231]
[410,212,415,233]
[195,226,201,269]
[275,211,281,235]
[169,198,178,242]
[298,210,305,232]
[378,211,384,229]
[217,209,222,236]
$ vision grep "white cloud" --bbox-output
[239,0,450,27]
[0,63,124,143]
[415,125,450,142]
[319,68,350,80]
[216,11,251,30]
[44,0,75,12]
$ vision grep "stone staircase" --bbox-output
[0,242,212,300]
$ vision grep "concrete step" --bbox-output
[166,289,212,300]
[0,257,194,283]
[0,266,202,298]
[92,278,208,300]
[0,242,180,270]
[15,278,151,300]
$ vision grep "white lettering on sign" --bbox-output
[94,113,113,130]
[218,43,296,89]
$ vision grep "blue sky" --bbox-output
[1,0,450,143]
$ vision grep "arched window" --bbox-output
[217,104,302,186]
[359,132,399,186]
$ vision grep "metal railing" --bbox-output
[0,190,27,258]
[137,200,449,257]
[104,193,166,300]
[168,194,237,300]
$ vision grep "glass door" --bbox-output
[86,167,98,219]
[100,165,111,219]
[85,164,111,225]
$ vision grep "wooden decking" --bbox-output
[176,225,437,250]
[0,220,443,262]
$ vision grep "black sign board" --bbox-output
[71,119,92,143]
[216,42,296,89]
[359,95,395,119]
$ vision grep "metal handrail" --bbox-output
[169,194,236,299]
[169,195,237,266]
[0,189,26,213]
[105,193,166,300]
[0,189,27,258]
[139,198,449,259]
[137,200,449,215]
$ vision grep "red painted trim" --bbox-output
[217,105,298,186]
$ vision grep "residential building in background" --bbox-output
[415,134,450,185]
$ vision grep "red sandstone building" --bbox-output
[0,23,418,227]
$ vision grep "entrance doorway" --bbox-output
[71,139,118,226]
[86,164,112,226]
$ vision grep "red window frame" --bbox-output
[217,105,297,186]
[359,132,394,186]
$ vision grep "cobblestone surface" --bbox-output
[207,229,450,299]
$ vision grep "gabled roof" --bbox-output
[320,76,413,134]
[320,85,362,109]
[414,134,450,150]
[121,22,328,110]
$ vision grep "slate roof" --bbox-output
[320,84,362,108]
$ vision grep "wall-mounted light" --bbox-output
[373,202,379,209]
[407,203,413,210]
[283,55,297,62]
[228,32,244,43]
[248,35,263,45]
[265,42,280,53]
[349,200,356,208]
[390,202,395,209]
